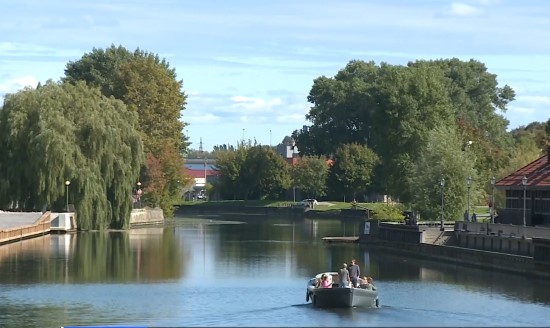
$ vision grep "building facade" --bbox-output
[495,148,550,226]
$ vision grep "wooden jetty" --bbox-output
[322,236,359,243]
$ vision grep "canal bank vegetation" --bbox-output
[0,45,191,229]
[202,59,549,222]
[177,200,405,222]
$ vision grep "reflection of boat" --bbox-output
[306,272,379,308]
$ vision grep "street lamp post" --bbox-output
[522,176,527,226]
[440,178,445,231]
[490,176,496,224]
[65,180,70,212]
[466,176,472,221]
[137,181,142,209]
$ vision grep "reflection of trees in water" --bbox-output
[0,235,52,284]
[70,229,185,282]
[0,228,186,284]
[210,215,373,277]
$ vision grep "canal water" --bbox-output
[1,214,550,327]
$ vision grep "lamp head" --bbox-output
[440,178,445,186]
[522,176,527,186]
[466,176,471,186]
[490,176,496,185]
[65,180,70,186]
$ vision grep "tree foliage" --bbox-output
[291,156,329,198]
[410,126,478,220]
[241,146,291,200]
[330,143,379,201]
[213,142,291,200]
[0,81,144,229]
[63,45,188,216]
[293,58,517,214]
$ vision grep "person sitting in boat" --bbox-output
[359,276,376,290]
[319,274,332,288]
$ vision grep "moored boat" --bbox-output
[306,272,379,308]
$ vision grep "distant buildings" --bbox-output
[183,158,217,199]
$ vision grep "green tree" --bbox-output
[0,81,144,229]
[510,121,550,153]
[63,45,188,216]
[213,143,248,200]
[291,156,329,198]
[330,143,379,201]
[293,58,516,204]
[241,146,291,200]
[293,60,379,156]
[410,126,477,220]
[370,63,455,202]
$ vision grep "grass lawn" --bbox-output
[177,200,405,222]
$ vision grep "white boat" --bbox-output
[306,272,379,308]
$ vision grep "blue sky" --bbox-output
[1,0,549,151]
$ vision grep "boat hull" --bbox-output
[307,286,378,308]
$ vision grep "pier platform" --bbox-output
[0,211,51,245]
[322,236,359,243]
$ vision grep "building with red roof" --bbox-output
[495,148,550,226]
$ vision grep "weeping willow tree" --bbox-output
[0,81,144,229]
[63,45,190,217]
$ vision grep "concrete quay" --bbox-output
[0,211,51,245]
[357,220,550,279]
[1,208,165,246]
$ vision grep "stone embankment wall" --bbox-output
[359,219,550,279]
[130,208,164,227]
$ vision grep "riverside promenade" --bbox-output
[0,211,51,245]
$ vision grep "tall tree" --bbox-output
[291,156,329,199]
[0,81,144,229]
[410,126,478,220]
[213,143,248,200]
[330,143,379,201]
[370,63,455,202]
[294,58,516,204]
[240,146,291,200]
[63,45,188,216]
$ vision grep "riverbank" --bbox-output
[0,208,165,246]
[174,202,376,220]
[358,220,550,279]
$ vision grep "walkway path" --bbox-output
[0,212,43,229]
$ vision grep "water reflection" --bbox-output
[1,215,550,327]
[0,227,185,284]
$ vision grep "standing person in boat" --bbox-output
[338,263,350,288]
[348,259,360,288]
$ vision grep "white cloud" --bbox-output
[230,96,282,112]
[448,3,483,16]
[0,75,39,98]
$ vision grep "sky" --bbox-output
[1,0,549,151]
